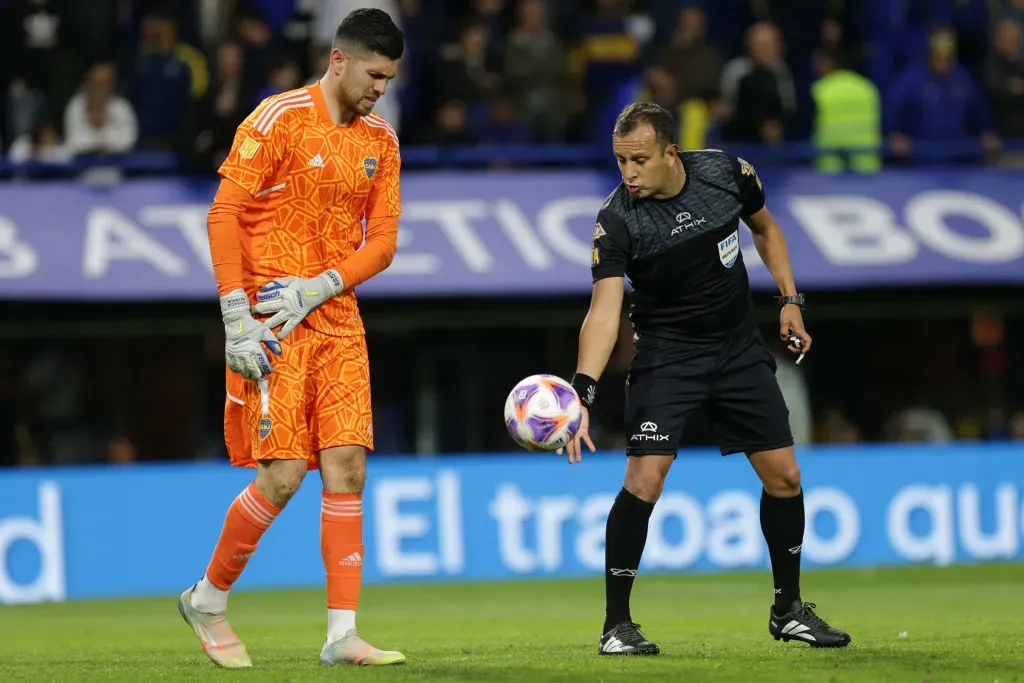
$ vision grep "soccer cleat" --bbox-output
[769,600,852,648]
[598,621,661,655]
[318,629,406,666]
[177,584,252,668]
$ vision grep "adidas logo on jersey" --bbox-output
[338,551,362,567]
[308,153,325,168]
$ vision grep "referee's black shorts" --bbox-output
[624,318,794,457]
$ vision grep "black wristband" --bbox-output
[571,373,597,409]
[775,293,805,309]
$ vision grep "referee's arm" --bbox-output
[564,275,623,462]
[576,277,624,383]
[576,211,631,388]
[745,207,797,299]
[731,155,810,354]
[730,156,797,299]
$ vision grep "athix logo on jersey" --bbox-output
[259,417,273,439]
[671,211,707,236]
[238,136,260,159]
[718,230,739,268]
[593,222,607,240]
[631,421,669,442]
[364,157,377,179]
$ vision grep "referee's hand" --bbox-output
[780,304,812,357]
[557,407,596,464]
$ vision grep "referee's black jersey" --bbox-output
[591,149,766,339]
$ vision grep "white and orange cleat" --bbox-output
[318,630,406,666]
[177,584,253,668]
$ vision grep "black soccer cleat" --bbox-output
[598,622,661,655]
[769,600,851,648]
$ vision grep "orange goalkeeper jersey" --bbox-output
[216,82,401,337]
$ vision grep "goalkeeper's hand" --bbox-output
[221,289,282,380]
[251,270,344,340]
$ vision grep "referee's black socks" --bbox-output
[604,487,655,634]
[760,488,805,613]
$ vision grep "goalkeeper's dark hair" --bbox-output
[613,102,676,147]
[333,8,404,61]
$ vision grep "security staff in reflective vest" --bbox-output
[811,48,882,174]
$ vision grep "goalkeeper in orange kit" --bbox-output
[176,9,406,668]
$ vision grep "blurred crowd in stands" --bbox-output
[3,0,1024,172]
[1,0,1023,467]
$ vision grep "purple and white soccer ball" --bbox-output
[504,374,583,451]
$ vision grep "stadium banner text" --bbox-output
[1,169,1024,300]
[1,444,1022,604]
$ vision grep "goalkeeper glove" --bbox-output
[251,270,344,340]
[221,289,282,380]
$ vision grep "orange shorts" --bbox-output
[224,325,373,469]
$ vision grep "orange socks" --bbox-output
[321,491,364,610]
[193,483,362,634]
[205,483,281,590]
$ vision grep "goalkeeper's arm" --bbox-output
[207,178,252,295]
[336,216,399,288]
[208,179,281,379]
[250,216,400,340]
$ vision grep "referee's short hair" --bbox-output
[613,102,676,147]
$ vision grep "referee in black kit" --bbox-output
[558,102,851,655]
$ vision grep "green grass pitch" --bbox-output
[1,564,1022,682]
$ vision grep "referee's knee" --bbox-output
[623,455,673,503]
[762,464,801,498]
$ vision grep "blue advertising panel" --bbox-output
[1,444,1022,604]
[1,168,1023,300]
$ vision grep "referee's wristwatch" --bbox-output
[777,293,806,310]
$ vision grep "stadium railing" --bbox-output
[1,138,1022,179]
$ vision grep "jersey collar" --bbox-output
[309,80,357,128]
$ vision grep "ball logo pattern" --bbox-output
[503,374,583,451]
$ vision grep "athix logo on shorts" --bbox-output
[671,211,707,236]
[630,421,669,442]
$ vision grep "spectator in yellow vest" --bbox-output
[811,49,881,173]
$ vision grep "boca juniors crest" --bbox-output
[363,157,378,179]
[259,417,273,439]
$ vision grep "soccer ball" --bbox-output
[504,374,583,451]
